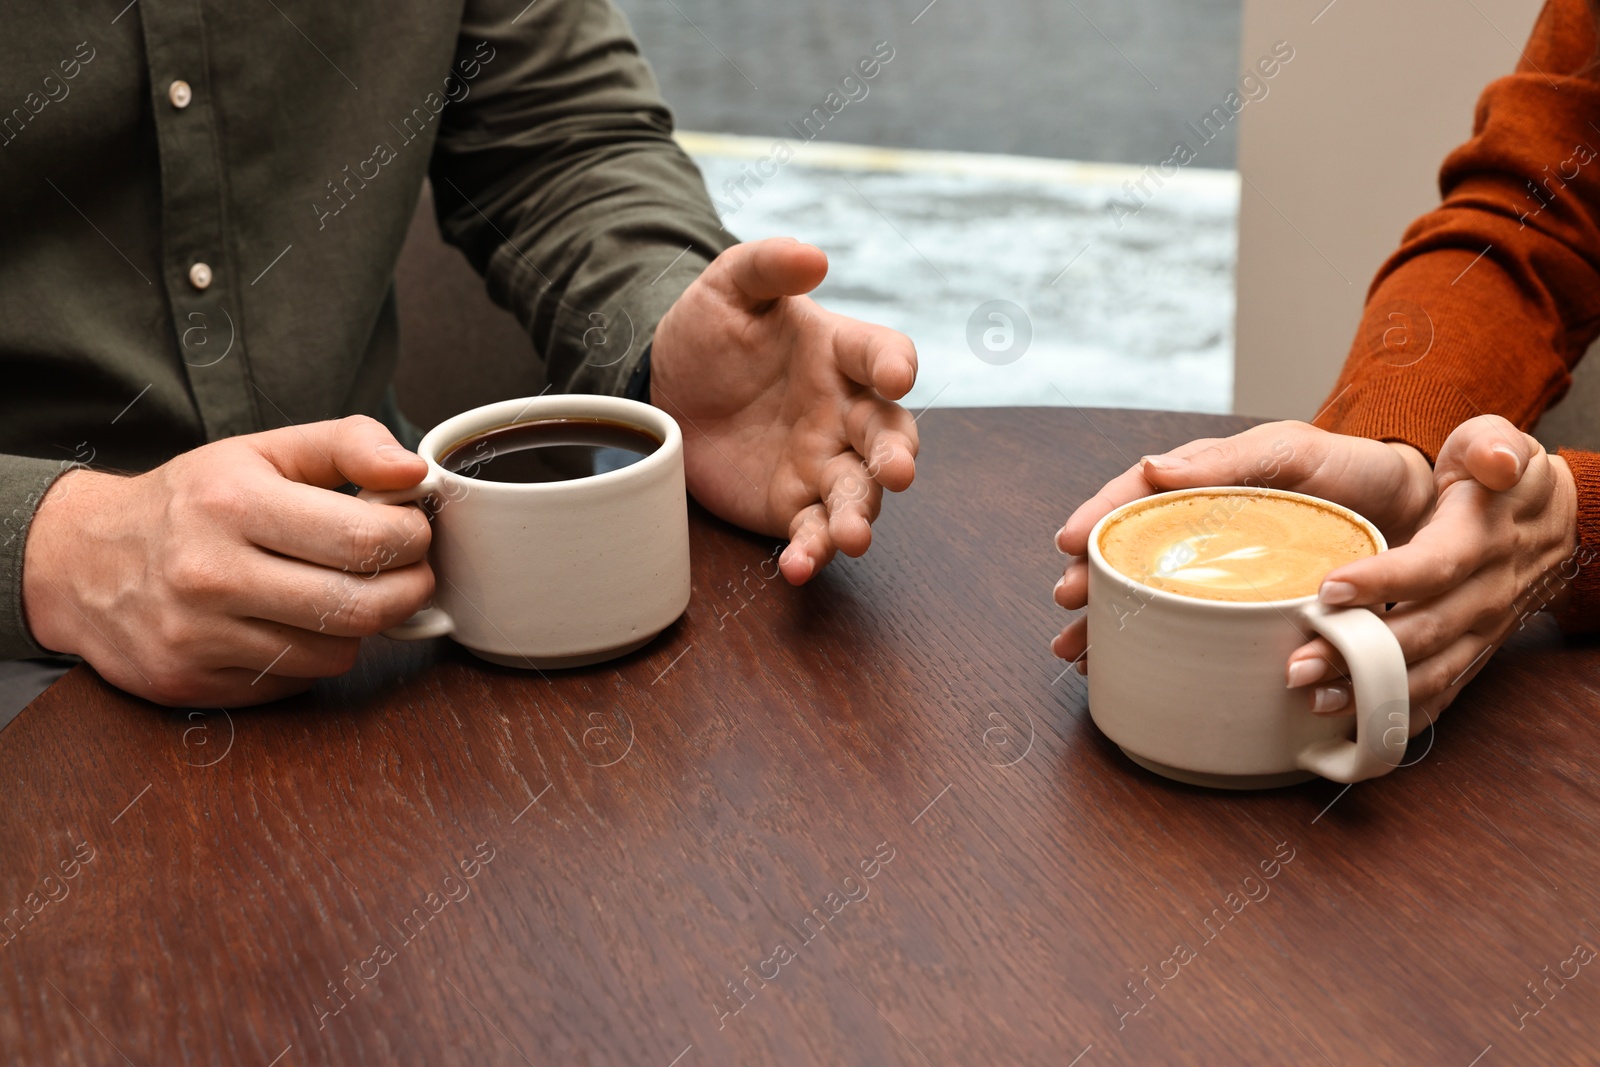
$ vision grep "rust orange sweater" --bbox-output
[1317,0,1600,632]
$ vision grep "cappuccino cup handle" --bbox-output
[1293,602,1410,783]
[357,474,455,642]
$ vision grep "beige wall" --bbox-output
[1233,0,1547,423]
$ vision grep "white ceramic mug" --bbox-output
[359,395,690,669]
[1085,487,1410,789]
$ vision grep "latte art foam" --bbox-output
[1099,492,1377,602]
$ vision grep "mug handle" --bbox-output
[358,473,455,641]
[1292,601,1409,783]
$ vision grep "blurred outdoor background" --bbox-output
[615,0,1244,413]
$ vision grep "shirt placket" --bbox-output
[137,0,258,441]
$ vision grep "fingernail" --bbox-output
[1311,685,1350,713]
[1053,575,1067,596]
[377,444,414,461]
[1319,579,1356,605]
[1055,528,1070,554]
[1286,658,1328,688]
[1490,441,1518,460]
[1142,455,1174,472]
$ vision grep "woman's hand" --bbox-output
[1286,414,1579,732]
[1050,419,1436,666]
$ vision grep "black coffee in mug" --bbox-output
[440,417,661,483]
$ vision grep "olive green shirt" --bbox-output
[0,0,735,659]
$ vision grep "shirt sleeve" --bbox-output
[428,0,738,398]
[1314,0,1600,633]
[0,455,80,661]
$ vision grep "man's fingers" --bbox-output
[833,317,917,400]
[157,671,313,709]
[846,398,918,492]
[782,502,836,585]
[717,238,829,308]
[252,415,427,491]
[222,554,435,637]
[243,480,431,572]
[819,453,883,558]
[197,619,364,679]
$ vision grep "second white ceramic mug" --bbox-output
[1086,487,1411,788]
[359,395,690,669]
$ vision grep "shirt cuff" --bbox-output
[0,455,82,660]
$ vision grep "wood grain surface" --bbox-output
[1,407,1597,1066]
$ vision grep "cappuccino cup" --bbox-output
[1085,487,1409,788]
[359,395,690,669]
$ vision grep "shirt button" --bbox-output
[188,262,213,290]
[168,80,192,109]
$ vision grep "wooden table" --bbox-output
[2,407,1597,1066]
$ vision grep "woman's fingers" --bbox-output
[1291,578,1511,694]
[1054,559,1089,610]
[1138,424,1304,490]
[1434,413,1539,493]
[1056,462,1159,557]
[1292,609,1510,732]
[1409,630,1503,725]
[1319,486,1498,606]
[1055,445,1224,556]
[1056,419,1370,557]
[1050,613,1089,667]
[1287,636,1349,687]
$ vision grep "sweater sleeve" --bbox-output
[1315,0,1600,632]
[1556,449,1600,632]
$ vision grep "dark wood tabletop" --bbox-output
[3,407,1598,1067]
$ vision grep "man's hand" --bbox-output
[1050,420,1437,668]
[22,416,435,708]
[650,238,919,584]
[1282,414,1579,730]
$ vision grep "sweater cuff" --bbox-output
[1317,373,1487,464]
[0,455,81,660]
[1555,448,1600,635]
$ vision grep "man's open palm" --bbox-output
[651,238,920,584]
